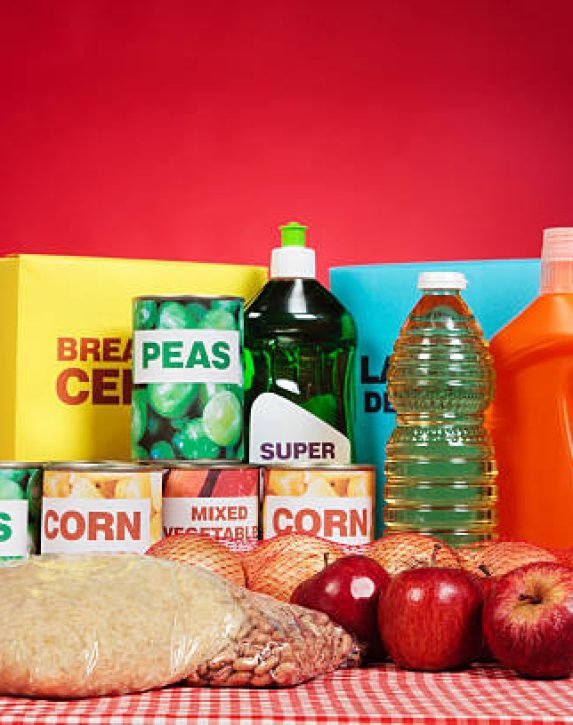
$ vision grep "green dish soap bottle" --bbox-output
[245,222,357,464]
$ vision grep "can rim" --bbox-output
[261,463,376,471]
[0,461,43,469]
[133,295,244,303]
[44,461,167,472]
[138,460,256,469]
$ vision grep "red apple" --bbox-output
[483,562,573,678]
[379,567,483,671]
[291,554,390,656]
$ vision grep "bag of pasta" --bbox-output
[0,555,359,699]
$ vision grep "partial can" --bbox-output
[262,464,375,546]
[132,295,244,462]
[41,462,164,554]
[0,463,42,560]
[160,462,259,552]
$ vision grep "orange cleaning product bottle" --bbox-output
[490,228,573,549]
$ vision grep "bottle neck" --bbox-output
[421,288,462,296]
[540,259,573,295]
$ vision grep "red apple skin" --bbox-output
[378,567,483,671]
[483,562,573,679]
[291,554,391,655]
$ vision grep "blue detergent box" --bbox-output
[330,259,540,536]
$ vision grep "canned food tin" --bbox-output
[161,463,259,552]
[0,462,42,560]
[262,464,375,546]
[41,462,164,554]
[132,295,244,462]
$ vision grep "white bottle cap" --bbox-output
[540,227,573,294]
[270,222,316,279]
[417,271,468,290]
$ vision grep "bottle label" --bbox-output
[249,393,351,464]
[133,329,242,385]
[0,501,29,558]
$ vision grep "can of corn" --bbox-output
[262,464,375,546]
[41,462,164,554]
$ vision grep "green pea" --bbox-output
[150,440,175,460]
[186,302,207,328]
[0,468,27,484]
[132,443,149,459]
[199,383,231,409]
[158,301,191,329]
[202,391,242,447]
[201,308,236,331]
[132,389,148,443]
[26,469,42,522]
[212,299,240,314]
[148,382,198,418]
[172,419,220,460]
[134,300,158,330]
[0,476,25,500]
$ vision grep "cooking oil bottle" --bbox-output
[245,222,357,464]
[384,271,497,547]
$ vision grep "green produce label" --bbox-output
[0,500,29,558]
[133,330,242,385]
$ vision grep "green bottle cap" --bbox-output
[279,221,307,247]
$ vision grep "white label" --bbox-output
[249,393,351,464]
[0,501,29,558]
[264,496,372,546]
[42,498,151,554]
[133,329,242,384]
[163,496,259,547]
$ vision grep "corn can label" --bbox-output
[163,466,259,551]
[132,296,244,462]
[0,465,42,560]
[41,468,163,554]
[262,467,374,546]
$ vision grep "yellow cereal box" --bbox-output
[0,254,266,460]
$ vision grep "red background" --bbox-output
[1,0,573,280]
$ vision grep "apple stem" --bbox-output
[478,564,492,577]
[518,593,542,605]
[323,553,329,570]
[430,543,441,567]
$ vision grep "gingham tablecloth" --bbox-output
[0,665,571,725]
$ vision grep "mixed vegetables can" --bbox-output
[160,462,259,551]
[41,462,164,554]
[0,463,42,560]
[262,464,375,546]
[132,295,244,462]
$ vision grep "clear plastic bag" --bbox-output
[0,554,358,699]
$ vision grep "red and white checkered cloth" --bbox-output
[0,665,570,725]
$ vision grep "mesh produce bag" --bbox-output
[0,555,357,699]
[457,540,557,576]
[147,533,246,586]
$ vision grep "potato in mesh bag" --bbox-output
[0,555,358,698]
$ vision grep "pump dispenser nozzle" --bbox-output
[271,221,316,279]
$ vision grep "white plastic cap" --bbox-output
[270,246,316,278]
[540,227,573,294]
[542,228,573,261]
[417,271,468,290]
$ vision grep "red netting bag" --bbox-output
[243,534,345,601]
[360,533,461,576]
[147,533,246,587]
